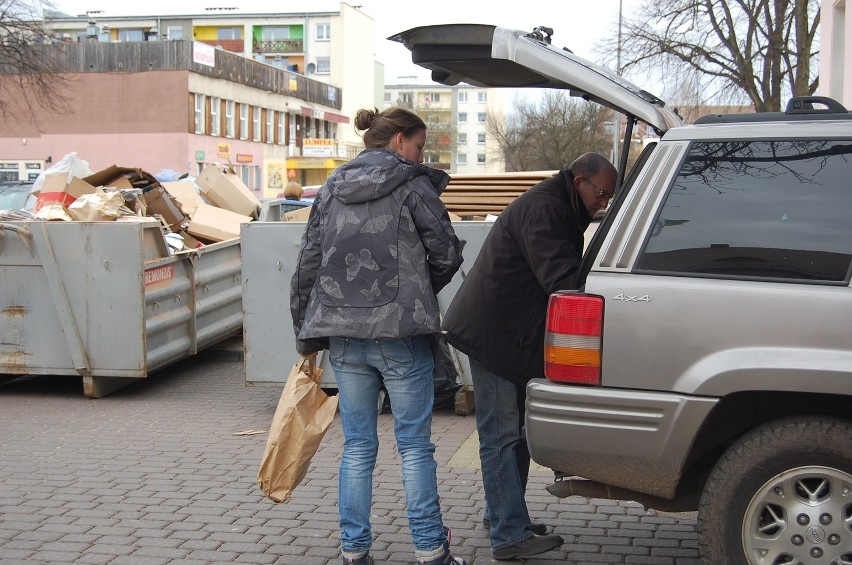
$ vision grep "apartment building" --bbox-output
[0,3,377,194]
[384,82,509,174]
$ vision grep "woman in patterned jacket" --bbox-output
[290,107,464,565]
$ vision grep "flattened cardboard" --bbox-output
[186,202,252,242]
[178,230,204,250]
[197,163,261,217]
[162,181,205,217]
[84,165,157,190]
[282,206,313,222]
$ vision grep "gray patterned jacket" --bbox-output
[290,148,462,354]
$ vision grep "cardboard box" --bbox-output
[162,181,205,216]
[34,174,96,212]
[196,163,261,217]
[187,203,252,242]
[282,206,313,222]
[143,186,187,232]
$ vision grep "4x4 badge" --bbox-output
[612,294,651,302]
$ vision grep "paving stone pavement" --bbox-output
[0,352,702,565]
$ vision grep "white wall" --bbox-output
[819,0,849,107]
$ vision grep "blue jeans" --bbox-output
[469,357,534,550]
[329,335,447,554]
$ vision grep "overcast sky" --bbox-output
[51,0,636,83]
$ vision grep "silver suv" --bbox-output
[393,24,852,565]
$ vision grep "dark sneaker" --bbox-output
[416,536,466,565]
[416,542,465,565]
[342,554,373,565]
[482,517,548,536]
[492,534,564,560]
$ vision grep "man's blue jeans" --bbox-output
[469,357,534,550]
[329,335,447,554]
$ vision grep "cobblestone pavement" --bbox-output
[0,352,702,564]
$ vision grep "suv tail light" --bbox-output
[544,293,603,385]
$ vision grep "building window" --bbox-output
[477,153,486,164]
[218,27,242,40]
[458,133,467,144]
[457,153,467,165]
[167,26,183,40]
[458,91,468,103]
[316,23,330,40]
[118,29,145,42]
[194,94,205,134]
[477,112,486,123]
[458,112,467,123]
[477,132,486,144]
[383,92,391,104]
[210,97,221,136]
[316,57,330,74]
[239,104,248,140]
[225,100,235,138]
[266,109,274,144]
[425,153,439,164]
[262,26,289,41]
[478,91,487,103]
[253,106,262,141]
[277,111,285,144]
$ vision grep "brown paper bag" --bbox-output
[257,354,338,503]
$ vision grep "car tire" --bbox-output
[698,416,852,565]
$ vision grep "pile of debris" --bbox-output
[8,155,262,253]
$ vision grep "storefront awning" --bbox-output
[286,157,348,169]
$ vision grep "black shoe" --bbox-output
[416,540,466,565]
[492,534,564,560]
[342,554,373,565]
[482,517,548,536]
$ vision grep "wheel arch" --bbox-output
[674,391,852,499]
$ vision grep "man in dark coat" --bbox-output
[442,152,617,561]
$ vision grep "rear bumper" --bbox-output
[525,379,717,499]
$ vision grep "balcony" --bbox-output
[253,39,304,54]
[27,40,343,110]
[198,39,244,53]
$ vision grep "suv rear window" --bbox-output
[636,139,852,283]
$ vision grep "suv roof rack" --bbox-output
[694,96,851,124]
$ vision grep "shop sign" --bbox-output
[287,157,340,169]
[216,142,231,157]
[193,41,215,68]
[195,150,205,160]
[303,138,334,157]
[236,154,253,163]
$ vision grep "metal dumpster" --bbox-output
[0,219,243,398]
[241,220,493,413]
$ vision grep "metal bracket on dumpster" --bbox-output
[31,223,93,378]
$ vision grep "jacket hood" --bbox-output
[325,148,450,204]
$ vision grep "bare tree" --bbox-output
[486,91,611,171]
[0,0,69,119]
[601,0,819,111]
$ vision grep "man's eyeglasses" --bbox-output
[585,178,614,201]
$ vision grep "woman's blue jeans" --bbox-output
[469,357,534,551]
[329,335,447,554]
